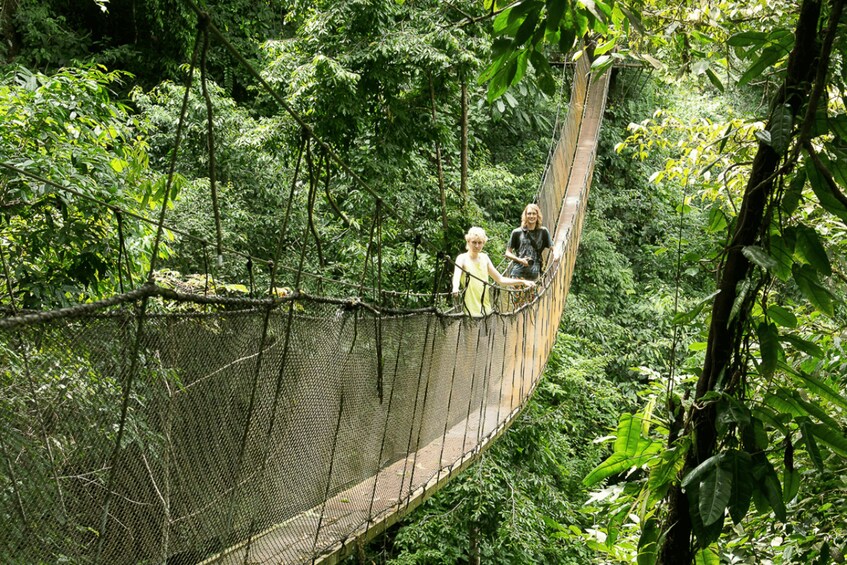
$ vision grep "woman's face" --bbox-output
[467,237,485,252]
[525,208,538,226]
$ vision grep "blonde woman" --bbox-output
[452,227,533,316]
[504,203,556,281]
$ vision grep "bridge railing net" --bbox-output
[0,55,603,564]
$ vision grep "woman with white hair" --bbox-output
[452,226,533,317]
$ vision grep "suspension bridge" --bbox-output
[0,15,609,564]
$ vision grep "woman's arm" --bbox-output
[486,256,535,288]
[452,255,465,294]
[504,247,529,266]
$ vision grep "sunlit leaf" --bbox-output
[694,545,720,565]
[742,245,777,271]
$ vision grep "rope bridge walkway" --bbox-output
[0,10,609,563]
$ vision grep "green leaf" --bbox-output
[769,235,794,282]
[728,278,751,327]
[752,406,789,434]
[741,417,769,453]
[558,26,576,53]
[546,0,566,31]
[705,68,724,92]
[724,450,754,524]
[782,171,805,215]
[764,391,807,418]
[782,466,799,504]
[694,545,720,565]
[791,399,840,440]
[767,304,796,328]
[804,155,847,223]
[727,31,768,47]
[768,104,793,155]
[809,422,847,458]
[742,245,778,271]
[513,10,542,46]
[738,47,783,88]
[779,333,824,358]
[794,224,831,276]
[681,454,719,489]
[758,459,787,521]
[829,113,847,141]
[673,290,720,325]
[756,322,780,377]
[792,264,834,316]
[648,442,688,499]
[799,420,824,471]
[583,413,661,486]
[687,481,724,548]
[706,206,727,233]
[637,516,660,565]
[699,463,732,526]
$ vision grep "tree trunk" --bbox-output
[429,76,449,245]
[460,79,469,208]
[658,1,823,561]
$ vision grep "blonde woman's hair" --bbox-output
[521,203,543,229]
[464,226,488,251]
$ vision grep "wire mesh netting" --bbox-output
[1,56,608,565]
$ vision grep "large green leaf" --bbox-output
[681,454,719,489]
[767,304,797,328]
[727,31,768,47]
[546,0,566,31]
[792,264,834,316]
[794,224,831,276]
[785,365,847,410]
[724,450,753,524]
[829,113,847,141]
[694,546,720,565]
[756,321,780,377]
[687,481,724,548]
[800,420,824,470]
[758,459,787,521]
[698,462,732,526]
[513,9,542,46]
[779,333,824,358]
[740,417,769,453]
[647,442,688,501]
[805,155,847,223]
[738,46,783,88]
[769,235,794,282]
[792,394,842,431]
[583,413,661,486]
[783,467,800,504]
[764,391,807,418]
[781,171,805,215]
[768,104,793,155]
[637,516,660,565]
[742,245,778,271]
[809,423,847,458]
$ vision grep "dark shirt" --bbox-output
[508,226,552,280]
